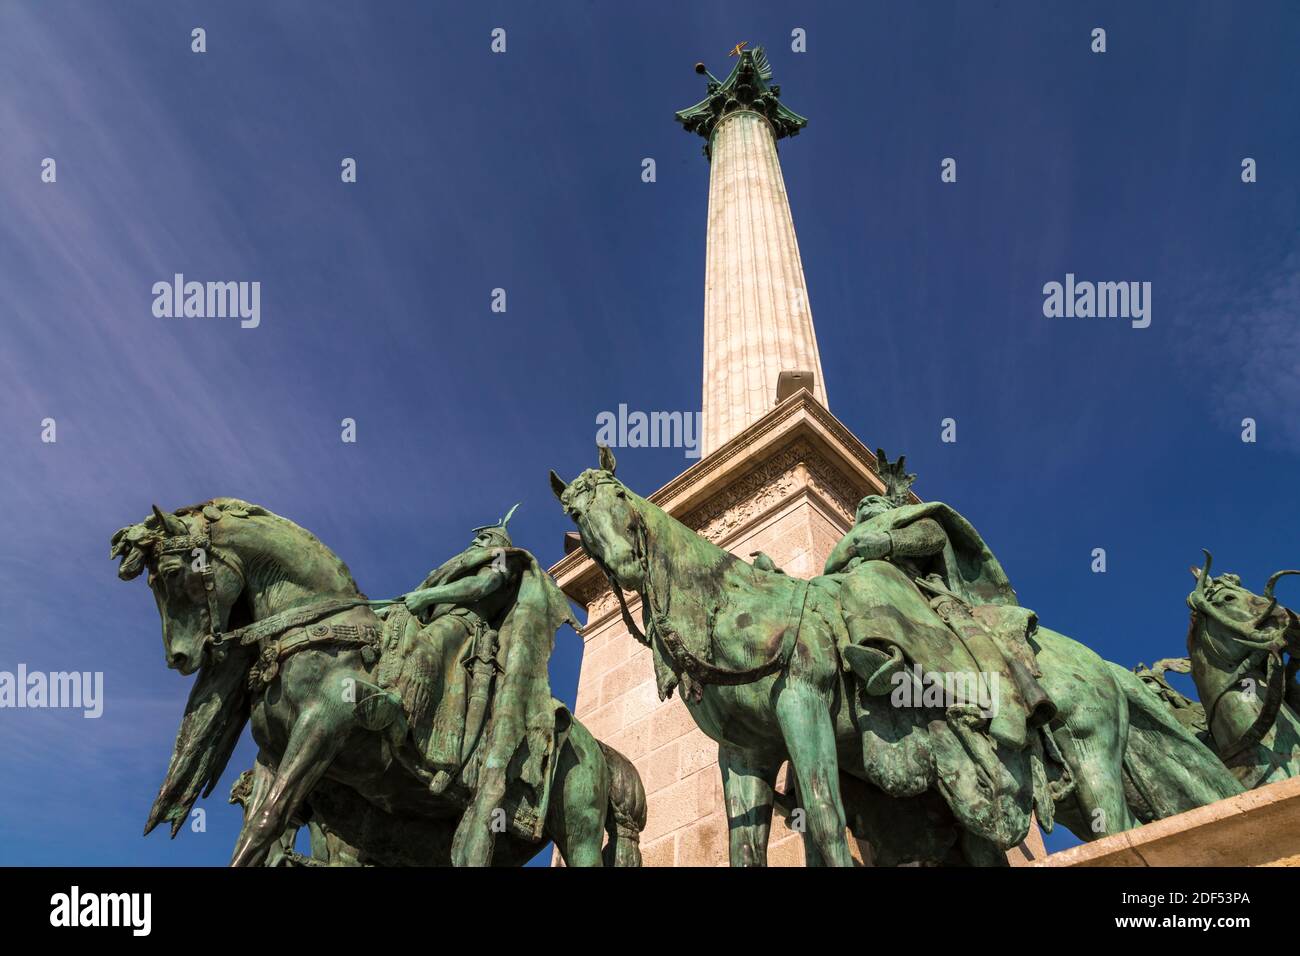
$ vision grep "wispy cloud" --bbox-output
[1179,247,1300,447]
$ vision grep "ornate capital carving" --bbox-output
[675,47,807,159]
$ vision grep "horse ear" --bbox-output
[598,444,617,475]
[1189,566,1201,579]
[152,504,186,537]
[549,470,568,502]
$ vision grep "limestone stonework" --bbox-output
[1033,775,1300,867]
[701,110,827,457]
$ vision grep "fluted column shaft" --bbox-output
[701,110,827,457]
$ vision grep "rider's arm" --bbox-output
[823,525,889,574]
[823,532,861,575]
[886,518,945,559]
[405,566,506,612]
[823,518,944,574]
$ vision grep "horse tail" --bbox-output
[598,741,646,867]
[1109,662,1243,817]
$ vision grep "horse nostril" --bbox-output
[168,652,189,671]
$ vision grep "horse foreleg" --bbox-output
[548,723,609,868]
[232,754,292,866]
[1052,684,1140,839]
[775,684,854,867]
[231,707,344,867]
[719,744,778,866]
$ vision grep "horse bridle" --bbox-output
[1191,563,1300,763]
[571,475,801,690]
[155,514,372,664]
[155,513,239,658]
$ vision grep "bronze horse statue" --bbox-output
[551,448,1241,866]
[111,498,645,866]
[1185,552,1300,787]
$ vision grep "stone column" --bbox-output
[702,109,827,456]
[551,47,1049,868]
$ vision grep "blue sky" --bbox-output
[1,1,1297,864]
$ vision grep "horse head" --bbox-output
[113,499,364,678]
[113,499,365,837]
[550,445,648,591]
[110,502,254,675]
[551,446,806,694]
[1185,549,1300,764]
[1186,550,1300,666]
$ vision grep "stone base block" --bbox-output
[1032,776,1300,867]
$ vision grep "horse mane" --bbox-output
[1184,608,1200,658]
[646,499,727,562]
[581,475,733,571]
[111,498,361,595]
[563,468,742,609]
[208,499,363,595]
[176,497,269,518]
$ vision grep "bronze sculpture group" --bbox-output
[111,447,1299,865]
[111,500,644,866]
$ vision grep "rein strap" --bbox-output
[224,596,373,649]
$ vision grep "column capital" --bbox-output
[675,46,807,160]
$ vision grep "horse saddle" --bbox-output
[841,571,1055,751]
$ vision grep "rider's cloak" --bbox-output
[854,501,1019,608]
[412,545,577,797]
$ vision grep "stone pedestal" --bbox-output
[1032,775,1300,867]
[550,390,1041,866]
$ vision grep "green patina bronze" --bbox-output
[111,499,645,866]
[108,463,1295,869]
[1132,657,1210,739]
[552,446,1243,866]
[1180,553,1300,786]
[675,45,807,160]
[1131,558,1300,787]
